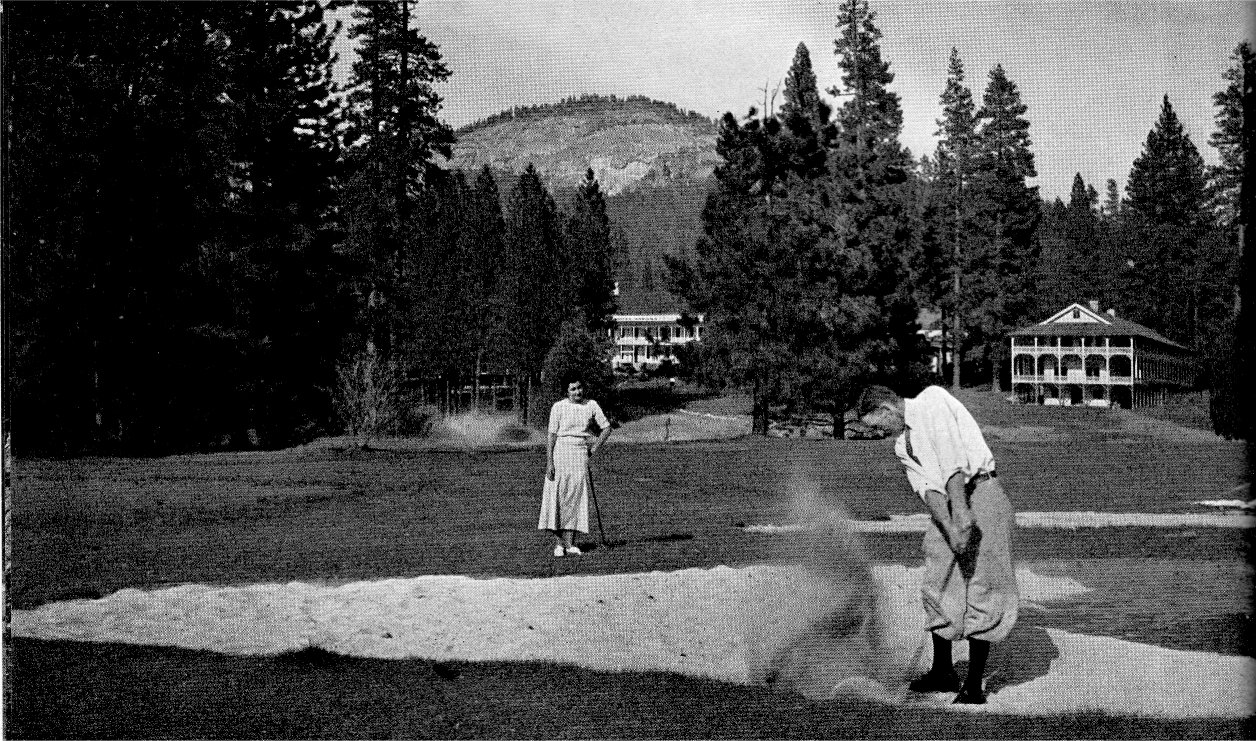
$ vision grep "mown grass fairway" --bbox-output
[6,393,1253,738]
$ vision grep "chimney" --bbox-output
[1087,300,1099,312]
[1106,308,1116,318]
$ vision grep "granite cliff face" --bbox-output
[449,95,719,196]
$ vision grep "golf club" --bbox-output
[587,458,609,547]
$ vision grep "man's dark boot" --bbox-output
[954,638,990,704]
[909,633,960,693]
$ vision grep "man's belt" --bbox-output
[969,471,997,486]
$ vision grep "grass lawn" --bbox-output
[6,396,1252,738]
[9,639,1253,740]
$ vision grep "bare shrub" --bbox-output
[333,351,403,448]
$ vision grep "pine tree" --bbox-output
[340,0,454,357]
[666,106,822,434]
[826,0,922,397]
[465,166,507,407]
[779,42,833,177]
[671,15,925,431]
[4,3,247,453]
[1205,43,1252,439]
[210,2,346,446]
[932,47,979,387]
[1207,41,1253,229]
[1128,96,1207,227]
[564,169,618,333]
[1065,173,1100,303]
[501,165,567,426]
[1102,178,1122,220]
[1124,95,1212,347]
[968,63,1040,387]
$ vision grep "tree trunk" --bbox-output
[752,376,768,436]
[951,296,962,389]
[514,375,523,425]
[526,374,534,428]
[952,167,963,390]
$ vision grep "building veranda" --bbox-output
[1009,302,1196,409]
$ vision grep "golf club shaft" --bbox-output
[588,456,607,545]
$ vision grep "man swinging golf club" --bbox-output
[856,384,1018,704]
[539,376,612,557]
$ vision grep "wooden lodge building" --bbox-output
[609,281,704,371]
[1008,302,1196,409]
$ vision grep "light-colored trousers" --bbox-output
[921,476,1019,642]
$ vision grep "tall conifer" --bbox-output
[968,64,1040,387]
[933,47,978,386]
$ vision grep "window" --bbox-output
[1072,308,1080,319]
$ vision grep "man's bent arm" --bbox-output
[922,471,974,553]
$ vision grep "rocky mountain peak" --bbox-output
[449,94,719,196]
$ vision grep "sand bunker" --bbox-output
[745,511,1255,534]
[10,565,1251,718]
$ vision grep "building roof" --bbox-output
[612,274,688,315]
[1009,303,1186,350]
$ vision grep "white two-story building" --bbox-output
[608,280,704,371]
[1008,302,1196,408]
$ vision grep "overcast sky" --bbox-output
[333,1,1253,200]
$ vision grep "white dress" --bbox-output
[537,398,610,533]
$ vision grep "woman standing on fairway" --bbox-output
[856,384,1018,704]
[539,377,612,557]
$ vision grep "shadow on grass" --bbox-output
[575,532,695,553]
[8,638,1252,739]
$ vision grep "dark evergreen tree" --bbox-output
[1206,41,1253,441]
[779,42,833,177]
[397,169,474,402]
[210,2,347,446]
[670,10,925,434]
[1207,41,1253,230]
[1123,95,1215,348]
[501,165,568,426]
[968,64,1040,387]
[465,166,508,406]
[4,3,245,453]
[1102,178,1122,220]
[931,47,980,387]
[826,0,924,397]
[540,317,616,422]
[339,0,454,357]
[564,169,618,333]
